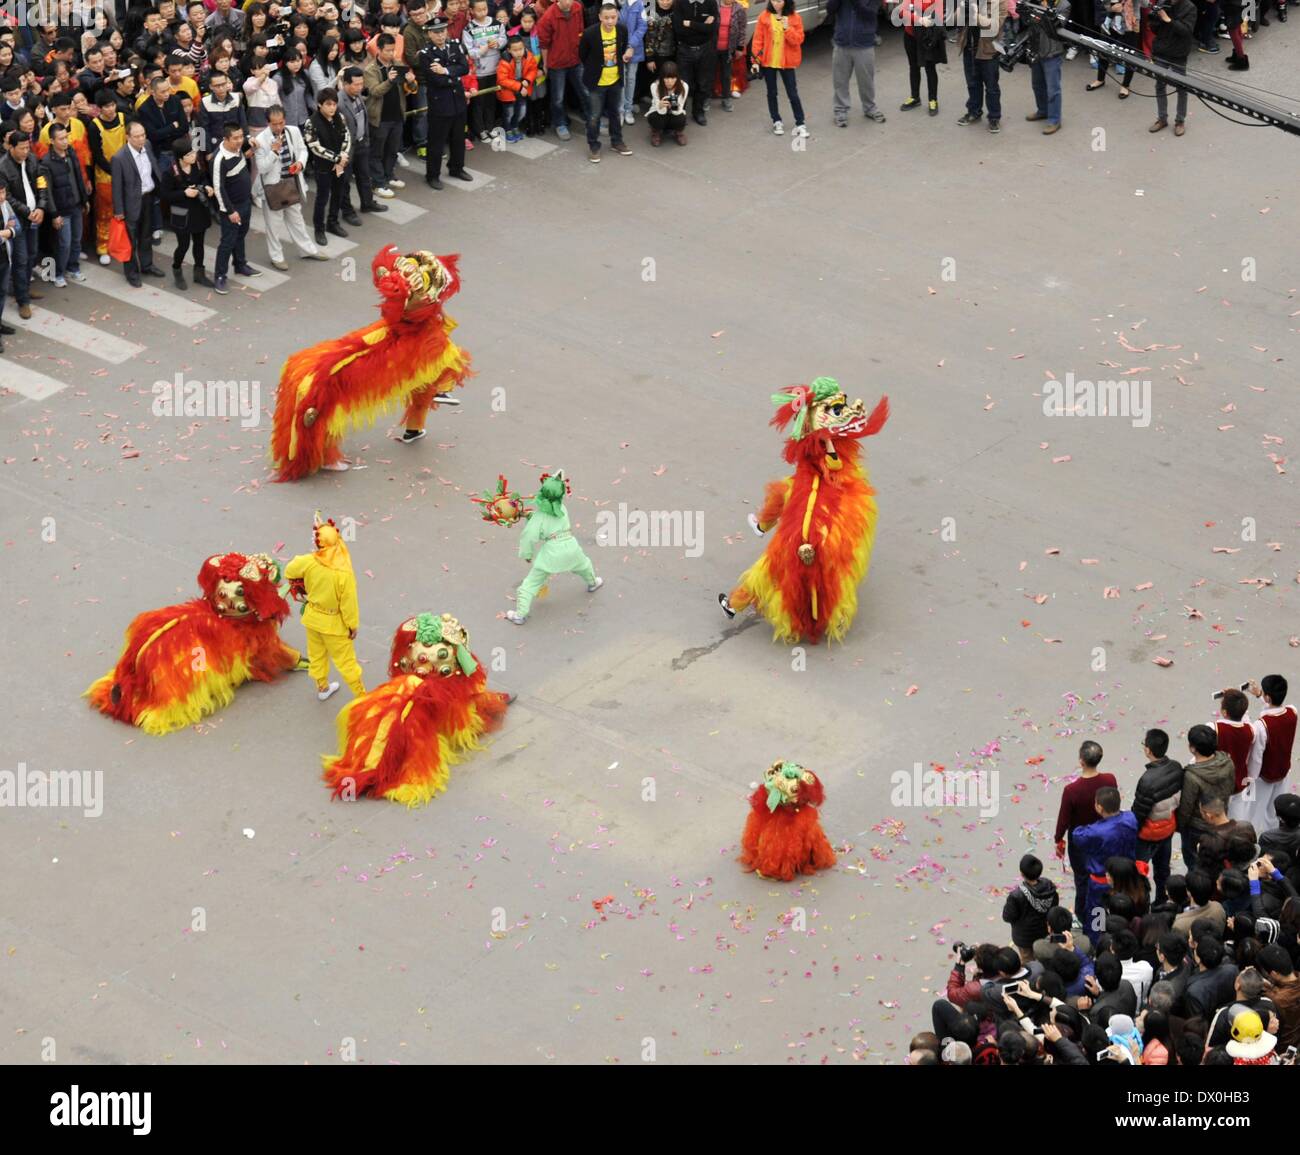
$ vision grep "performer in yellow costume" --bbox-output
[284,515,366,701]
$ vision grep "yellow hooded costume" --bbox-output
[284,521,365,696]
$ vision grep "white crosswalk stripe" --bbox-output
[76,264,218,327]
[9,305,146,364]
[1,361,73,402]
[152,235,293,292]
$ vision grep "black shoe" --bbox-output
[400,428,426,443]
[193,270,213,287]
[314,228,328,245]
[342,212,363,226]
[694,113,707,126]
[126,275,142,288]
[718,592,736,619]
[957,112,982,125]
[326,222,349,238]
[173,269,187,290]
[359,204,388,214]
[143,266,166,278]
[0,322,15,335]
[448,170,473,182]
[234,265,261,278]
[426,176,444,190]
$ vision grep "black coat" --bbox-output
[418,41,469,118]
[1152,0,1197,63]
[110,142,163,223]
[579,22,629,91]
[160,157,213,234]
[41,148,89,214]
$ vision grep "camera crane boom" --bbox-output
[1016,1,1300,136]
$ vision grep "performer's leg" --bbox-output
[306,629,330,690]
[323,439,344,466]
[572,551,596,587]
[402,383,435,434]
[515,563,551,619]
[323,633,366,696]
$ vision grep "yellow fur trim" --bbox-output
[324,342,468,444]
[135,616,181,660]
[288,371,315,462]
[135,656,254,735]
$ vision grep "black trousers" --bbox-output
[312,164,344,229]
[468,78,497,137]
[905,33,939,101]
[172,229,207,270]
[125,195,156,280]
[675,44,715,117]
[370,120,401,187]
[341,141,375,212]
[646,110,686,132]
[426,112,467,179]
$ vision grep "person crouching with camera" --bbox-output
[646,60,689,145]
[161,134,215,289]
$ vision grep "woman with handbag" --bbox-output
[161,135,214,290]
[898,0,945,115]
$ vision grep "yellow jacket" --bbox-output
[284,553,359,636]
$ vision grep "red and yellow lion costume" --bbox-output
[322,612,510,807]
[739,761,837,882]
[270,247,471,481]
[723,377,889,644]
[85,553,300,735]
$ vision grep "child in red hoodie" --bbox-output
[496,35,538,141]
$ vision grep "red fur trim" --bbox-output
[195,553,290,623]
[739,801,837,881]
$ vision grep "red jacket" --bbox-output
[750,10,804,69]
[496,52,539,101]
[946,963,983,1008]
[537,2,585,70]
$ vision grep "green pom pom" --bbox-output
[414,612,443,646]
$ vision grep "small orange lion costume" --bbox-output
[270,247,471,480]
[85,553,300,735]
[739,760,837,881]
[722,378,889,644]
[322,612,510,807]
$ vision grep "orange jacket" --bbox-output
[496,53,539,101]
[750,10,805,69]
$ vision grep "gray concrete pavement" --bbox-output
[2,27,1298,1064]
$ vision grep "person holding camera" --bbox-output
[362,33,409,195]
[160,133,214,289]
[1149,0,1195,135]
[646,58,688,145]
[254,104,329,268]
[210,121,264,293]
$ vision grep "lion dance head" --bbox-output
[197,553,289,622]
[389,612,477,679]
[371,245,461,323]
[760,760,826,811]
[770,376,889,471]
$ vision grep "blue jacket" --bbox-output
[826,0,881,48]
[620,0,649,63]
[1072,811,1139,878]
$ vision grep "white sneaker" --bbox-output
[747,513,766,537]
[731,88,742,98]
[317,681,340,701]
[623,111,635,125]
[321,461,350,472]
[375,186,396,198]
[792,124,809,138]
[1066,45,1079,59]
[772,120,784,135]
[505,610,527,625]
[388,178,406,189]
[395,151,411,168]
[53,276,68,288]
[98,253,111,265]
[587,576,604,593]
[68,269,87,283]
[151,230,163,242]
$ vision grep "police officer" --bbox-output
[417,18,473,190]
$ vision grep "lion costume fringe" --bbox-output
[739,761,837,882]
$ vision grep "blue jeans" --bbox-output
[11,218,37,305]
[762,67,805,127]
[621,61,639,117]
[586,83,624,151]
[1031,54,1063,124]
[502,99,527,133]
[963,50,1002,120]
[55,207,84,278]
[549,65,589,131]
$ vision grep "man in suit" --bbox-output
[110,121,166,287]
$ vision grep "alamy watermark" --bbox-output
[152,373,261,429]
[1042,372,1151,428]
[595,504,703,558]
[890,761,999,817]
[1,763,103,817]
